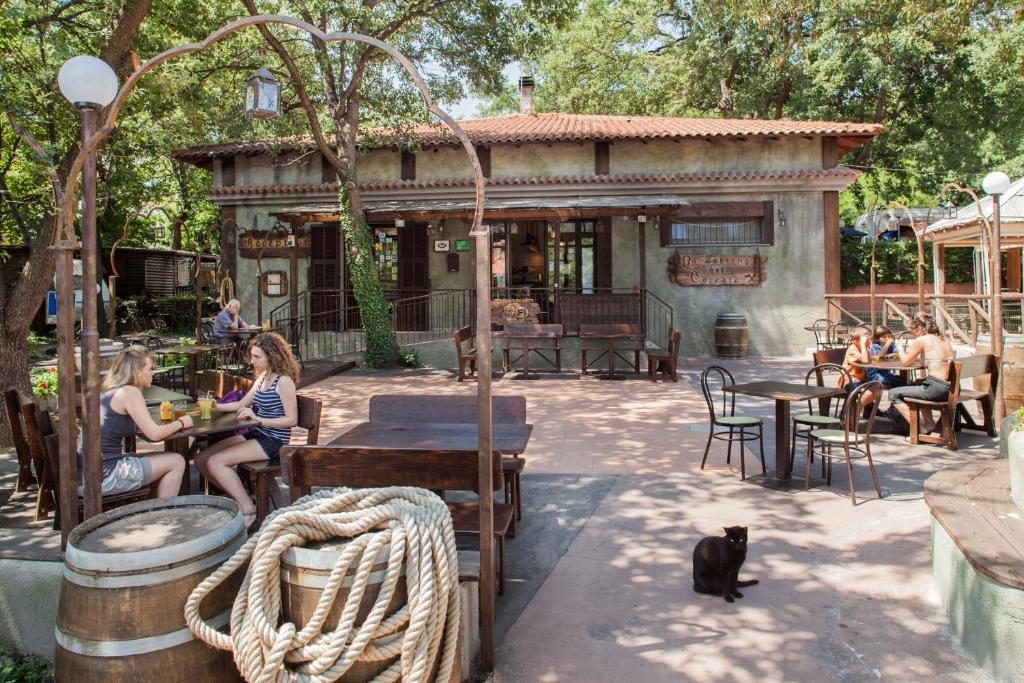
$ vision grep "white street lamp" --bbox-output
[58,54,119,519]
[983,171,1012,197]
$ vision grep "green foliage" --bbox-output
[29,367,58,400]
[148,293,206,334]
[26,332,54,362]
[0,641,52,683]
[840,240,974,289]
[398,348,421,368]
[1014,406,1024,431]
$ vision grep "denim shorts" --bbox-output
[78,456,151,496]
[244,431,284,464]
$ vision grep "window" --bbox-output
[660,201,775,247]
[261,271,287,297]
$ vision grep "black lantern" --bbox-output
[245,67,280,120]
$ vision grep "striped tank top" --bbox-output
[252,374,291,443]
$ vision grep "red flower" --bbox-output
[50,368,57,373]
[40,383,47,390]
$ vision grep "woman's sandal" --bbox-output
[243,511,258,532]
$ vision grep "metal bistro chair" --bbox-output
[286,317,305,370]
[827,321,851,349]
[809,319,833,351]
[791,363,851,474]
[699,366,766,479]
[806,381,884,505]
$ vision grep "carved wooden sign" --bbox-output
[238,231,310,258]
[491,298,541,326]
[668,253,766,286]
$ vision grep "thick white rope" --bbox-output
[185,487,461,683]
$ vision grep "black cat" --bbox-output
[692,526,759,602]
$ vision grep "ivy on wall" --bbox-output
[339,187,398,368]
[840,241,975,289]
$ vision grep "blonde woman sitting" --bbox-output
[82,347,188,499]
[196,332,298,529]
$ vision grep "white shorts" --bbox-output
[78,456,151,496]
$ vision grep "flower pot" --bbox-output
[1010,428,1024,511]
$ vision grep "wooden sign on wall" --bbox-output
[239,231,310,258]
[668,253,767,286]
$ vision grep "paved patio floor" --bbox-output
[301,356,996,682]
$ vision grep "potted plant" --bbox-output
[31,367,59,411]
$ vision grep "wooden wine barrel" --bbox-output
[714,312,749,358]
[56,496,246,683]
[280,538,409,682]
[977,333,1024,413]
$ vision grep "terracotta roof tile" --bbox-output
[174,113,883,162]
[206,168,859,197]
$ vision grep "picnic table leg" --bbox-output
[774,399,790,480]
[187,352,197,399]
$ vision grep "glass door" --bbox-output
[550,221,595,293]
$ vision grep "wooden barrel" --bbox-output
[281,538,409,682]
[56,496,246,683]
[714,312,749,358]
[977,333,1024,413]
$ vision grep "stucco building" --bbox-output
[174,93,882,359]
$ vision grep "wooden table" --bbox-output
[153,345,223,398]
[853,357,925,381]
[141,403,258,494]
[579,323,643,379]
[494,323,563,378]
[723,381,847,489]
[331,421,533,454]
[140,385,191,407]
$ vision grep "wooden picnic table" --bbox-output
[331,421,533,454]
[853,357,926,377]
[723,381,847,489]
[140,402,258,494]
[152,344,223,398]
[579,323,643,379]
[494,323,563,377]
[140,385,191,407]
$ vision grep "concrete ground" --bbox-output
[298,356,998,683]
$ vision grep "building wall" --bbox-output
[611,137,822,174]
[231,204,310,325]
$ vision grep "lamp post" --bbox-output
[58,55,119,519]
[983,171,1012,423]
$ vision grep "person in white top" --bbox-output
[887,316,955,434]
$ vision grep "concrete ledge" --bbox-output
[931,522,1024,682]
[0,558,62,659]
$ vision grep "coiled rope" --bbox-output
[185,487,461,683]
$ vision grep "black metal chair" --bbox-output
[809,319,833,351]
[827,321,851,349]
[806,381,884,504]
[791,363,851,473]
[699,366,766,479]
[286,317,304,369]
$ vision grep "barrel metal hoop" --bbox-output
[62,531,245,588]
[65,497,243,574]
[55,609,230,657]
[281,565,404,589]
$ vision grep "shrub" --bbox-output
[30,367,58,400]
[398,348,421,368]
[0,642,53,682]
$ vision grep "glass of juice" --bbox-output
[197,397,213,420]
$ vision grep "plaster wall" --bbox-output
[931,520,1024,682]
[611,217,641,290]
[231,204,312,323]
[643,192,824,357]
[491,142,593,177]
[237,152,319,186]
[611,137,822,174]
[0,559,62,659]
[357,149,398,182]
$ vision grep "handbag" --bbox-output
[206,389,252,444]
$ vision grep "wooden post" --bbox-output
[823,191,841,319]
[78,106,102,520]
[473,226,495,671]
[991,198,1004,423]
[53,241,80,547]
[107,274,118,339]
[552,221,560,321]
[195,249,204,342]
[1008,248,1022,292]
[933,243,946,334]
[639,216,646,290]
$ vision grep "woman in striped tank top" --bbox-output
[196,332,298,528]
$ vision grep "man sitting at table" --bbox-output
[212,299,252,343]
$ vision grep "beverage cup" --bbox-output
[198,398,213,420]
[159,401,173,421]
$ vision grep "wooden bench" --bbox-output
[364,394,528,522]
[282,445,515,595]
[954,354,998,437]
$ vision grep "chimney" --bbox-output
[519,76,534,115]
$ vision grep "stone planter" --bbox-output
[1009,428,1024,511]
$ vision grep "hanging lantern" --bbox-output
[943,201,957,219]
[245,67,280,120]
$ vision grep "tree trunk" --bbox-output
[0,330,32,447]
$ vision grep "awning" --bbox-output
[271,195,688,222]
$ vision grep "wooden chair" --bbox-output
[41,431,153,529]
[699,366,766,479]
[954,354,998,437]
[238,394,322,525]
[905,360,962,450]
[647,327,682,382]
[365,394,527,522]
[3,389,37,494]
[812,348,846,367]
[454,325,477,382]
[807,381,884,504]
[283,445,514,594]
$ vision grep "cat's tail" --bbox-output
[737,579,759,587]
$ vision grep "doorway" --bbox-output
[344,222,429,331]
